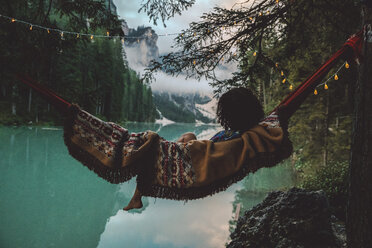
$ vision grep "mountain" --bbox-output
[153,92,217,123]
[121,22,216,124]
[121,23,159,67]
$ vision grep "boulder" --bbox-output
[227,188,345,248]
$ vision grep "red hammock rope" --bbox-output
[17,31,363,118]
[16,74,71,113]
[273,30,363,117]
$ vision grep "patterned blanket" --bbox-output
[64,105,292,200]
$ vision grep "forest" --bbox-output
[1,0,371,247]
[0,0,158,125]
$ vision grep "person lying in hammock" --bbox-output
[17,76,292,211]
[123,87,289,210]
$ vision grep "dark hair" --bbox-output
[217,87,264,132]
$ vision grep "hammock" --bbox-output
[16,31,363,200]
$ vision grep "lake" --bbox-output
[0,123,294,248]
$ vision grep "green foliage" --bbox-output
[299,161,349,220]
[0,0,157,125]
[153,93,195,123]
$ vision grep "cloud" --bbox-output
[113,0,240,93]
[97,184,240,248]
[113,0,240,54]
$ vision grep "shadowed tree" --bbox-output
[347,1,372,247]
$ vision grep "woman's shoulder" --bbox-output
[210,130,241,142]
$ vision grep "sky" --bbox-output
[112,0,238,93]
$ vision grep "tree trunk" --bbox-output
[11,85,16,115]
[347,4,372,247]
[28,88,32,113]
[323,93,329,167]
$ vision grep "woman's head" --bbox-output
[217,87,264,132]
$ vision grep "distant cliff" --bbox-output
[122,23,159,67]
[121,22,215,124]
[153,92,216,123]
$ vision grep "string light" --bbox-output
[0,12,271,42]
[313,62,348,96]
[281,70,284,76]
[0,13,354,94]
[276,0,279,4]
[0,14,179,41]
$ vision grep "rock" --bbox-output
[227,188,345,248]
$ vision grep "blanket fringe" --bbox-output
[63,105,138,184]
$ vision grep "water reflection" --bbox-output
[0,127,137,248]
[228,163,296,234]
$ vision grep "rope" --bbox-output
[273,30,363,117]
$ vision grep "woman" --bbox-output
[16,77,292,210]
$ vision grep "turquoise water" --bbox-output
[0,124,294,248]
